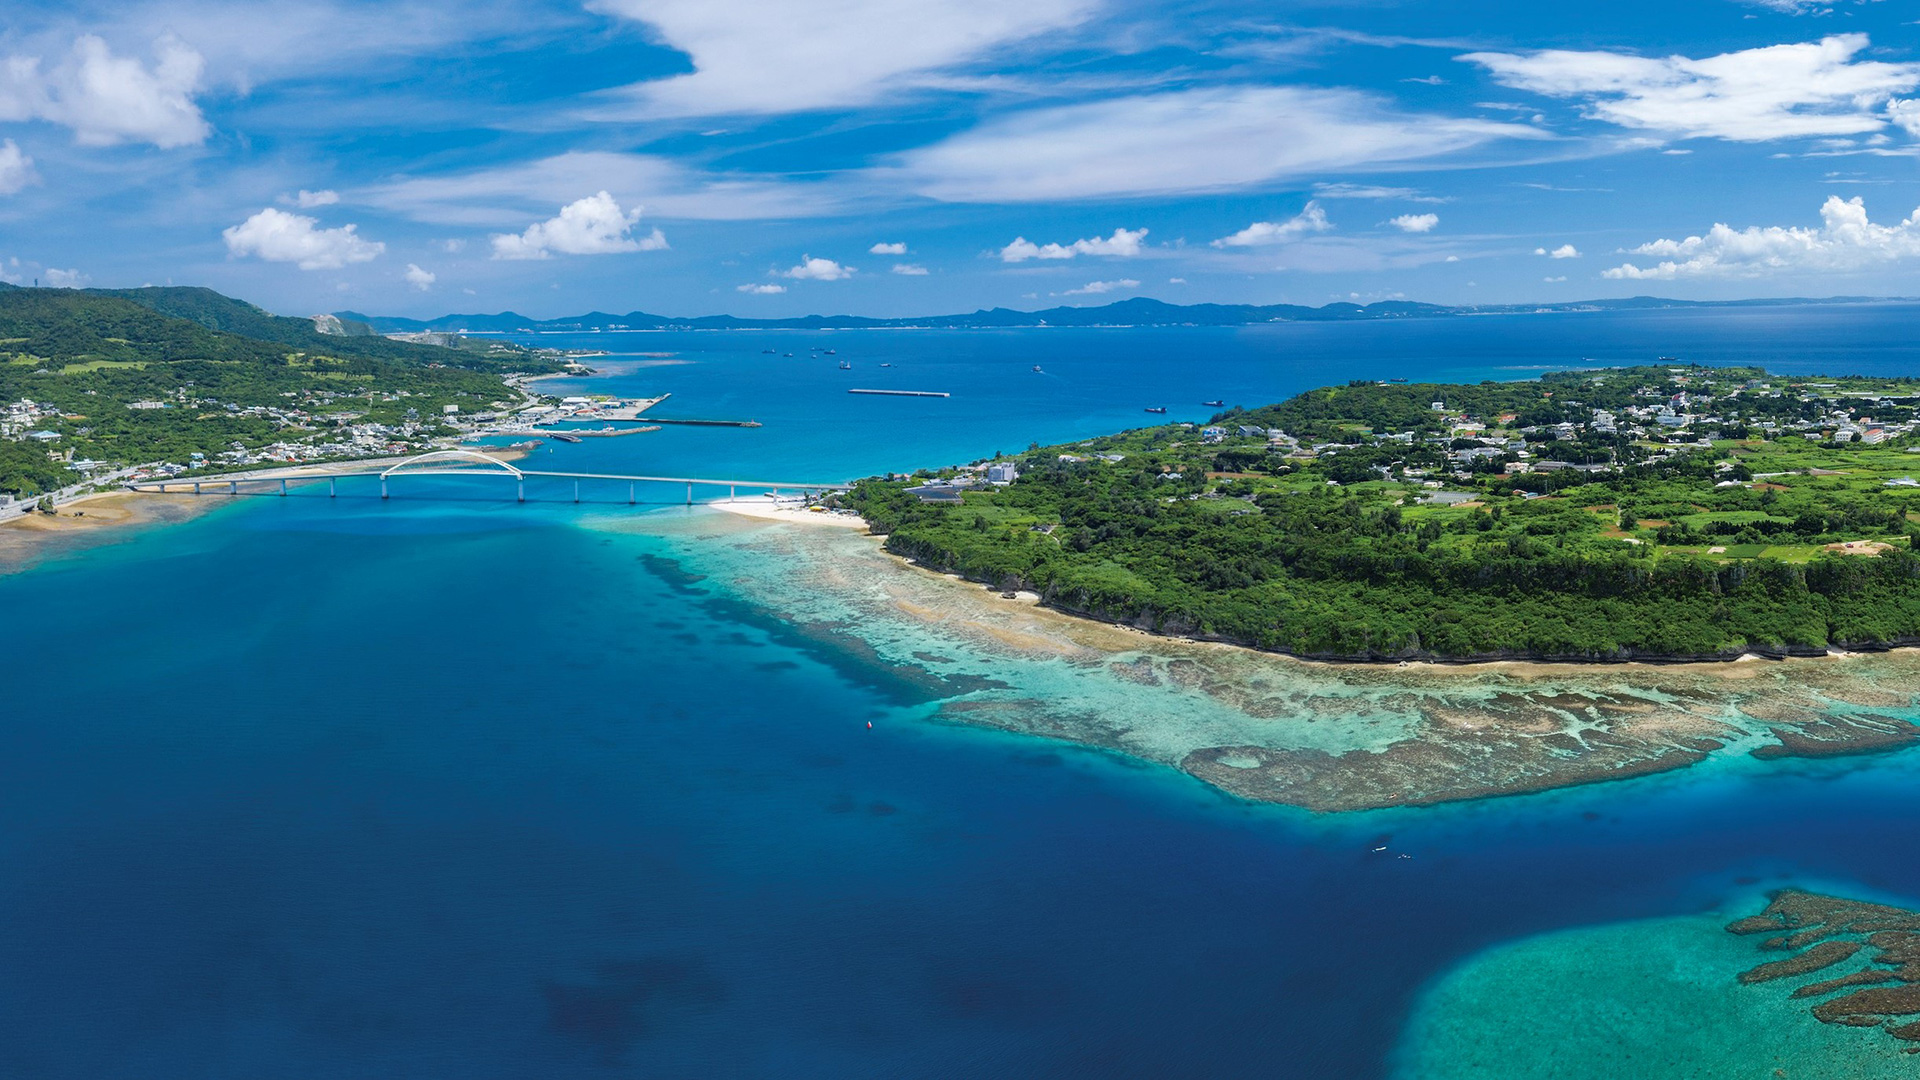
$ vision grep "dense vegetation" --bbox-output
[847,367,1920,661]
[1,284,554,496]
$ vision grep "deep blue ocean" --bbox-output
[4,305,1920,1077]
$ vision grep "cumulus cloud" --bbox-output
[589,0,1095,116]
[1212,204,1332,248]
[282,189,339,208]
[44,268,88,288]
[404,263,435,291]
[1460,35,1920,142]
[869,241,908,255]
[891,263,929,275]
[0,34,210,148]
[490,191,667,260]
[1000,227,1147,262]
[1061,279,1139,296]
[1388,213,1439,233]
[784,256,853,280]
[1603,195,1920,279]
[737,282,786,294]
[896,86,1537,202]
[1536,244,1581,258]
[222,207,384,270]
[0,139,36,195]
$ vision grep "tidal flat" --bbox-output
[627,510,1920,812]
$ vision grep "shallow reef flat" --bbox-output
[1395,890,1920,1079]
[620,511,1920,812]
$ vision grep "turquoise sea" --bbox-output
[4,305,1920,1076]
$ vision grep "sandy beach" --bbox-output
[709,494,870,528]
[0,491,217,573]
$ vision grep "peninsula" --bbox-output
[844,365,1920,663]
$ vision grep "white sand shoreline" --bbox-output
[708,494,870,528]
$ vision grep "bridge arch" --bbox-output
[379,449,524,480]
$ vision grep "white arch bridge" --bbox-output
[124,449,853,505]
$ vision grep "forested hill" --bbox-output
[0,284,551,497]
[846,366,1920,662]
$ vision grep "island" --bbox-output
[845,365,1920,663]
[0,283,575,516]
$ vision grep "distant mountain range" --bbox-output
[336,294,1914,334]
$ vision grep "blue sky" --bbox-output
[3,0,1920,317]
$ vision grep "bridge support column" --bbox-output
[381,477,388,500]
[686,481,692,506]
[329,477,336,498]
[574,481,579,504]
[729,485,735,503]
[229,480,238,496]
[280,478,287,497]
[628,483,634,505]
[517,478,524,503]
[193,482,200,495]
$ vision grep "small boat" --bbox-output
[761,348,777,354]
[1144,406,1167,414]
[783,352,794,357]
[879,363,893,368]
[1201,399,1224,407]
[825,349,837,355]
[1389,378,1407,383]
[1032,365,1044,373]
[839,360,852,370]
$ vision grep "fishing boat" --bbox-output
[1201,399,1224,407]
[1144,406,1168,414]
[839,360,852,370]
[1033,365,1044,373]
[879,363,893,368]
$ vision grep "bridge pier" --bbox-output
[230,480,238,496]
[381,477,388,500]
[629,483,634,505]
[193,482,200,496]
[686,481,692,506]
[280,478,287,497]
[517,478,524,503]
[574,481,579,504]
[329,477,336,498]
[729,484,735,503]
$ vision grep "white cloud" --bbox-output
[364,151,848,225]
[737,282,786,294]
[1603,195,1920,279]
[1891,98,1920,138]
[1168,276,1187,284]
[0,34,210,148]
[1061,279,1140,296]
[1313,183,1447,203]
[1444,255,1460,262]
[1460,35,1920,142]
[1535,244,1581,258]
[44,268,88,288]
[441,239,466,253]
[1737,0,1880,12]
[891,263,929,275]
[869,241,908,255]
[896,86,1538,202]
[784,256,853,280]
[0,139,36,195]
[283,189,339,208]
[222,207,384,270]
[1544,275,1567,282]
[588,0,1095,116]
[1212,204,1332,248]
[490,191,667,260]
[1000,227,1148,262]
[1388,213,1440,233]
[404,263,435,291]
